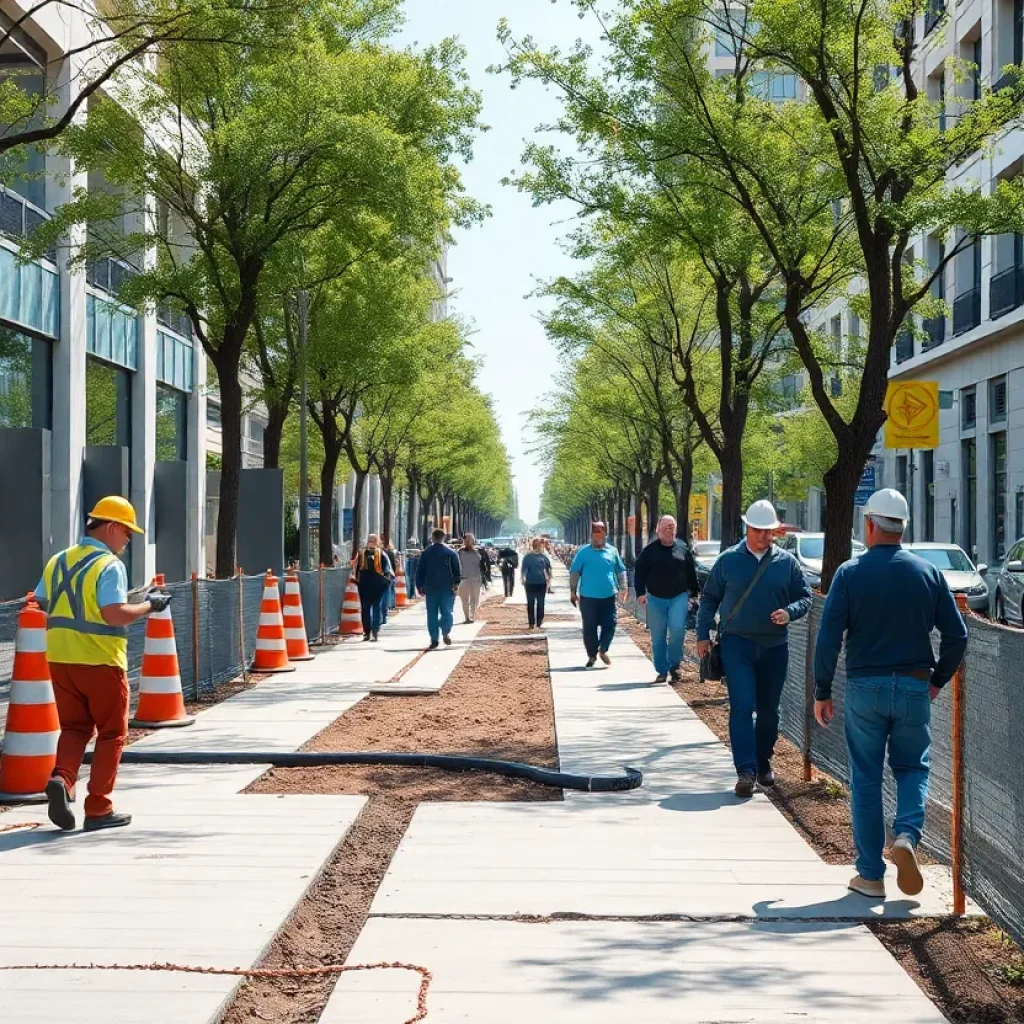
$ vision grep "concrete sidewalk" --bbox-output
[323,561,954,1023]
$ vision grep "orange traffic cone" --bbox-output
[282,571,314,662]
[130,575,196,729]
[0,595,60,803]
[252,570,295,673]
[395,558,410,609]
[340,575,364,636]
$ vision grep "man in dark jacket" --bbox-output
[697,500,812,798]
[498,545,519,597]
[634,515,699,685]
[814,489,967,901]
[415,528,462,649]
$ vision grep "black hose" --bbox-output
[106,749,642,793]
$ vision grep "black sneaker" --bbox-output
[83,811,132,832]
[757,768,776,789]
[371,632,379,642]
[429,640,439,650]
[734,774,757,799]
[586,657,596,668]
[45,778,75,831]
[362,632,371,642]
[443,635,452,646]
[654,673,668,685]
[670,666,682,683]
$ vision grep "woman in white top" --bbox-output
[457,533,491,623]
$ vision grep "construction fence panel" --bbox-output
[199,577,242,695]
[322,566,349,637]
[0,598,22,717]
[295,570,322,643]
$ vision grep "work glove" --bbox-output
[145,588,172,613]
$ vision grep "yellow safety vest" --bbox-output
[42,543,128,669]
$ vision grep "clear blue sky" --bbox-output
[395,1,603,525]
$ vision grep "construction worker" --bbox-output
[34,496,171,833]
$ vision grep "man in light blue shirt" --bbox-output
[569,521,627,668]
[34,536,128,610]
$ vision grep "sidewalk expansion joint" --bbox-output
[367,911,942,924]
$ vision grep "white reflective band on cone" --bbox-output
[15,628,46,653]
[284,628,307,641]
[151,607,173,620]
[259,613,282,626]
[9,680,56,705]
[143,637,177,656]
[139,675,183,694]
[261,588,278,601]
[1,730,59,756]
[255,638,286,651]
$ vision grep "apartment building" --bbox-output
[0,6,205,599]
[882,0,1024,568]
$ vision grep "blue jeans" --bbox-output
[425,589,456,644]
[844,675,931,881]
[579,596,617,660]
[645,593,688,675]
[357,583,384,635]
[719,634,789,776]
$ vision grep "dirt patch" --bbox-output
[869,918,1024,1024]
[471,593,575,635]
[225,625,561,1024]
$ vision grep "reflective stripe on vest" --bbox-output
[43,545,128,668]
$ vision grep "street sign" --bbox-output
[854,463,876,506]
[884,381,939,449]
[689,494,708,540]
[307,494,321,528]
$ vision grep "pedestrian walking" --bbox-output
[34,496,171,832]
[415,528,462,649]
[569,521,628,668]
[498,543,519,597]
[521,538,553,630]
[457,533,490,623]
[813,489,967,899]
[352,535,393,642]
[696,500,812,798]
[379,540,399,626]
[634,514,699,684]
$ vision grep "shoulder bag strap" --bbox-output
[718,550,774,639]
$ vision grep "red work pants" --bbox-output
[49,663,129,819]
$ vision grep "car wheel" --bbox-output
[995,591,1007,625]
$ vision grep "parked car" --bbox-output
[903,543,989,614]
[775,532,866,589]
[989,538,1024,625]
[692,540,721,590]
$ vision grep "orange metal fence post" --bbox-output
[951,592,968,916]
[191,573,200,695]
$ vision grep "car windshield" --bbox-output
[797,537,824,559]
[912,547,975,572]
[694,542,720,559]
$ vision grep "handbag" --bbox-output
[700,553,773,682]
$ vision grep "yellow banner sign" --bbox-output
[688,495,708,540]
[884,381,939,449]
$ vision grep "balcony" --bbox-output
[0,190,56,263]
[989,264,1024,321]
[922,315,946,351]
[924,0,945,35]
[157,303,193,340]
[87,256,139,297]
[952,287,981,336]
[895,328,914,364]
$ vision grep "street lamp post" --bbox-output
[297,288,310,571]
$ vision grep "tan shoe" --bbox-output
[848,874,886,899]
[890,834,924,896]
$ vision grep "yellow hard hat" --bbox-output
[87,495,144,534]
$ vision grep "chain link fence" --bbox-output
[0,567,354,724]
[780,596,1024,948]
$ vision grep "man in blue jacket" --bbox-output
[814,488,967,900]
[415,528,462,649]
[697,500,812,798]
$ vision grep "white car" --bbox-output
[775,532,866,587]
[903,543,989,613]
[693,540,721,589]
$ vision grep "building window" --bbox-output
[923,449,935,541]
[990,376,1008,423]
[85,356,131,448]
[0,245,58,338]
[156,329,193,393]
[86,293,138,371]
[962,386,977,429]
[206,400,221,427]
[1016,490,1024,542]
[0,326,51,429]
[963,438,977,557]
[973,38,983,100]
[155,384,187,461]
[992,432,1008,559]
[896,454,908,497]
[714,14,738,56]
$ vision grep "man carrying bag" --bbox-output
[696,501,812,798]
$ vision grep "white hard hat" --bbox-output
[863,488,909,523]
[741,499,781,530]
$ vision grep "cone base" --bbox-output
[0,790,47,804]
[129,715,197,729]
[250,663,296,673]
[287,653,316,662]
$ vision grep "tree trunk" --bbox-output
[213,361,243,577]
[820,430,877,591]
[719,438,744,548]
[406,476,418,546]
[615,490,626,556]
[318,444,341,569]
[647,474,661,533]
[675,449,694,541]
[381,472,394,548]
[633,491,643,560]
[262,399,288,470]
[350,469,368,552]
